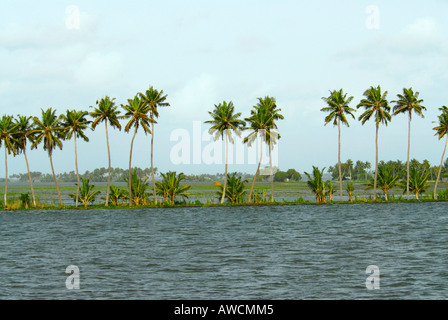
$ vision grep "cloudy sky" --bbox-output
[1,0,448,177]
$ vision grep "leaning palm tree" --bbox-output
[321,89,356,201]
[391,88,426,200]
[243,104,276,203]
[357,86,392,202]
[121,95,154,206]
[0,115,18,206]
[61,110,91,208]
[90,96,122,207]
[139,86,170,205]
[13,115,37,207]
[433,106,448,199]
[31,108,65,207]
[205,101,246,203]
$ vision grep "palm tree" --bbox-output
[123,169,150,206]
[321,89,356,201]
[69,178,101,208]
[243,102,276,203]
[433,106,448,199]
[406,167,430,200]
[215,172,248,204]
[346,182,354,202]
[357,86,392,202]
[61,110,91,208]
[205,101,245,203]
[139,86,170,205]
[304,166,326,203]
[255,96,283,202]
[0,115,18,206]
[391,88,426,200]
[155,171,191,205]
[13,115,37,207]
[121,95,154,206]
[90,96,122,207]
[366,164,399,201]
[31,108,65,206]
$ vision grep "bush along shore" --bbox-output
[2,85,448,211]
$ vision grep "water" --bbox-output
[0,202,447,299]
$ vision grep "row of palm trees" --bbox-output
[321,86,448,202]
[0,86,170,208]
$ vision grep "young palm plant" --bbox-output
[321,89,356,201]
[432,106,448,199]
[304,166,326,203]
[405,167,430,200]
[0,115,18,206]
[155,171,191,205]
[90,96,122,207]
[205,101,245,204]
[13,115,37,207]
[365,164,399,201]
[61,110,91,208]
[69,178,101,208]
[108,185,126,206]
[121,95,154,206]
[31,108,65,206]
[139,86,170,205]
[346,182,354,202]
[391,88,426,200]
[357,86,392,202]
[215,173,248,204]
[123,169,150,206]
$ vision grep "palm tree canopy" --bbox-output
[139,86,170,119]
[13,115,35,154]
[205,101,246,143]
[121,95,155,134]
[357,85,391,126]
[61,109,91,142]
[433,106,448,140]
[90,96,122,130]
[321,89,356,127]
[30,108,65,155]
[391,87,426,119]
[0,115,18,155]
[243,99,280,147]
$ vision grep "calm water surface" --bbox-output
[0,202,447,299]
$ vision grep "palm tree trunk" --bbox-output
[221,133,229,204]
[150,118,157,204]
[4,147,8,206]
[434,135,448,199]
[74,134,80,208]
[49,150,63,207]
[269,143,274,202]
[406,112,411,200]
[338,118,343,202]
[249,132,264,203]
[105,121,111,207]
[23,145,36,207]
[374,123,379,202]
[128,126,138,207]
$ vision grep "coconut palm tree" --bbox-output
[433,106,448,199]
[357,86,391,202]
[90,96,122,207]
[391,88,426,200]
[346,182,354,202]
[406,167,430,200]
[255,96,283,202]
[155,171,191,205]
[215,172,248,204]
[13,115,37,207]
[321,89,356,201]
[61,110,91,208]
[69,178,101,208]
[243,103,276,203]
[366,164,399,201]
[304,166,326,203]
[31,108,65,206]
[0,115,18,206]
[139,86,170,205]
[121,95,154,206]
[205,101,246,203]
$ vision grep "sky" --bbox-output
[1,0,448,177]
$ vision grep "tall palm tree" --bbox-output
[90,96,122,207]
[205,101,246,203]
[61,110,91,208]
[243,103,276,203]
[31,108,65,207]
[321,89,356,201]
[357,86,391,202]
[121,95,154,206]
[13,115,37,207]
[255,96,283,202]
[391,88,426,200]
[433,106,448,199]
[0,115,18,206]
[139,86,170,205]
